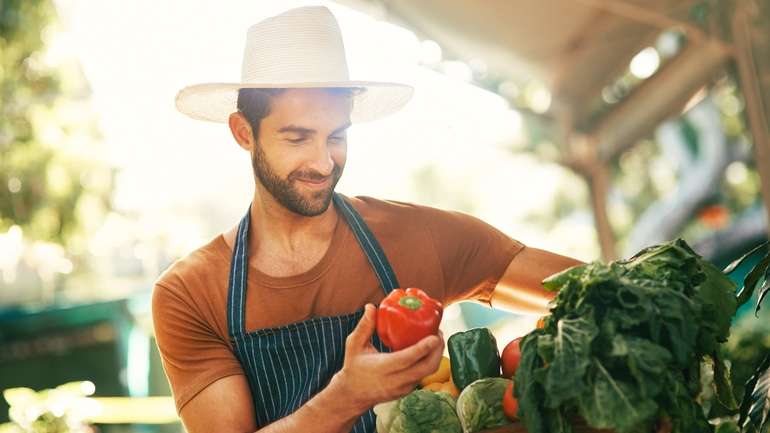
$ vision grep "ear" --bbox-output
[228,112,255,151]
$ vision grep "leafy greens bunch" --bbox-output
[514,239,740,433]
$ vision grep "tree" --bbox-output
[0,0,112,249]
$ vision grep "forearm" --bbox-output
[490,247,585,314]
[255,374,365,433]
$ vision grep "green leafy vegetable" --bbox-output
[712,351,739,414]
[373,389,462,433]
[515,239,739,433]
[577,358,658,433]
[539,315,597,408]
[456,378,511,433]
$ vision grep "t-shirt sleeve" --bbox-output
[152,281,245,413]
[423,208,525,306]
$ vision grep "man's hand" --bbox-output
[332,303,445,413]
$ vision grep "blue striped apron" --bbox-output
[227,193,398,432]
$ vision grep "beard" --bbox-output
[251,143,342,217]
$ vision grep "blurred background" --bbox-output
[0,0,769,431]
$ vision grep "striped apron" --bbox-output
[227,193,398,432]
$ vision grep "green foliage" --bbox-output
[732,247,770,433]
[723,315,770,405]
[514,239,740,433]
[724,242,770,315]
[0,0,112,246]
[739,354,770,433]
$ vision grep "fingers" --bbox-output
[386,334,445,390]
[385,334,443,369]
[415,337,445,378]
[345,304,376,353]
[405,336,445,380]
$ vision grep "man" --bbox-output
[152,6,583,433]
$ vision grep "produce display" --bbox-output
[374,373,514,433]
[374,291,520,433]
[373,239,770,433]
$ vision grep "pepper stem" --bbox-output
[399,295,423,310]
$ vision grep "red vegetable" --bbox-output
[501,337,522,378]
[376,288,443,351]
[503,381,519,421]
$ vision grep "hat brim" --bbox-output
[175,81,413,124]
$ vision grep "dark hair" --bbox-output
[236,87,362,140]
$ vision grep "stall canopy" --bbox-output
[338,0,770,260]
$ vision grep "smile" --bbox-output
[297,177,331,187]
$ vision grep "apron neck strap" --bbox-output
[333,193,400,293]
[227,193,400,337]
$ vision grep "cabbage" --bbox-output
[456,378,512,433]
[373,389,461,433]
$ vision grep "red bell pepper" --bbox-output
[376,288,443,351]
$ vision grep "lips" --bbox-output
[296,177,330,187]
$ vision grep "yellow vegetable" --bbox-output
[423,378,460,398]
[440,377,460,398]
[419,356,451,387]
[422,382,445,392]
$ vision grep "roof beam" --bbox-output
[592,38,730,161]
[573,0,715,44]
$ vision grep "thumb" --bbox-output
[346,304,377,352]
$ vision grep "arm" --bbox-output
[489,246,585,315]
[179,373,362,433]
[178,305,445,433]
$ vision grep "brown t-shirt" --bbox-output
[151,196,525,412]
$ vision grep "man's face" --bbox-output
[252,89,352,216]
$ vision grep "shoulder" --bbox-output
[153,235,229,301]
[341,195,517,254]
[346,195,498,233]
[343,195,461,226]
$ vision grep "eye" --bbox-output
[329,135,346,143]
[287,137,307,144]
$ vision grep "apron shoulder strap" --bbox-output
[227,207,251,338]
[333,193,400,294]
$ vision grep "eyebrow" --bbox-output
[277,122,352,136]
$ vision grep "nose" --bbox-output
[307,140,335,176]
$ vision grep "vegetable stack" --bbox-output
[514,239,739,433]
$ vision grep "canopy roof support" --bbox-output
[732,0,770,239]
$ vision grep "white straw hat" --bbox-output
[175,6,414,123]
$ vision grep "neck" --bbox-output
[249,187,339,256]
